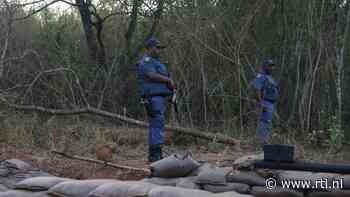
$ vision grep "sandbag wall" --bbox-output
[1,157,350,197]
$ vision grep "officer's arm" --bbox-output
[253,75,264,103]
[145,72,172,84]
[256,91,262,103]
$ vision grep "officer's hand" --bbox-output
[261,106,268,113]
[167,79,176,90]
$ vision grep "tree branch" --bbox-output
[101,11,127,22]
[20,67,89,107]
[125,0,141,62]
[58,0,79,6]
[17,0,46,7]
[52,150,151,175]
[14,0,60,21]
[131,0,165,62]
[3,49,41,64]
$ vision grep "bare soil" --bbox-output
[0,140,247,181]
[1,120,350,181]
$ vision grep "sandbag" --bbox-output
[142,177,183,186]
[0,184,8,192]
[277,170,313,181]
[208,191,254,197]
[226,170,266,186]
[0,159,46,191]
[0,166,9,177]
[233,154,264,170]
[278,171,339,191]
[306,190,350,197]
[150,154,200,178]
[148,186,212,197]
[303,172,339,191]
[0,170,51,189]
[0,190,49,197]
[195,167,231,185]
[251,186,304,197]
[88,181,158,197]
[176,177,200,189]
[48,179,117,197]
[15,176,72,191]
[203,182,250,194]
[3,159,33,171]
[188,163,212,176]
[0,159,51,189]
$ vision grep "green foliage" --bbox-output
[3,0,350,139]
[326,116,344,149]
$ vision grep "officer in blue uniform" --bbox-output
[136,37,175,162]
[253,59,279,147]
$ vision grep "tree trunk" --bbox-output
[76,0,100,66]
[335,1,350,131]
[0,0,14,79]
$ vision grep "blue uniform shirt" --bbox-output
[136,55,173,98]
[253,70,279,103]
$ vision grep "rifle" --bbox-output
[171,89,178,113]
[171,89,181,123]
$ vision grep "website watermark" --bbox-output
[266,177,344,190]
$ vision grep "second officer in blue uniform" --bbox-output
[136,37,175,162]
[253,59,279,147]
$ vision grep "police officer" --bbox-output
[136,37,175,162]
[253,59,279,147]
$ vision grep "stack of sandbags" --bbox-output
[209,191,254,197]
[226,170,266,187]
[148,186,212,197]
[225,170,267,194]
[87,181,159,197]
[277,170,338,190]
[228,170,305,196]
[4,157,350,197]
[305,173,350,197]
[251,186,304,197]
[0,190,49,197]
[195,164,251,194]
[15,176,72,191]
[0,185,8,192]
[150,154,200,178]
[176,176,200,189]
[0,159,51,189]
[146,155,254,194]
[233,154,264,170]
[142,177,184,186]
[145,153,202,190]
[87,183,255,197]
[48,179,118,197]
[306,190,350,197]
[203,182,250,194]
[142,176,200,189]
[227,154,305,196]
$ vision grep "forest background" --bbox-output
[1,0,350,152]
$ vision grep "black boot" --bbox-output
[148,145,163,163]
[155,145,163,161]
[148,145,156,163]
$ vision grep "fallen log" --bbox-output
[0,100,240,146]
[51,150,151,176]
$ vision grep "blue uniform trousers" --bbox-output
[257,100,274,145]
[146,96,165,146]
